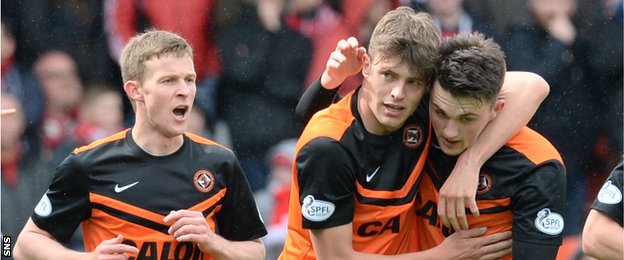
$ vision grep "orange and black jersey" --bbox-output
[280,88,431,259]
[591,158,623,226]
[31,129,267,259]
[415,127,565,259]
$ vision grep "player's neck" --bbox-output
[131,126,184,156]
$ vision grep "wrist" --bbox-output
[457,146,486,170]
[320,71,343,90]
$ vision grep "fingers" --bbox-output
[479,231,512,245]
[101,244,139,255]
[101,235,124,245]
[447,199,460,231]
[0,108,16,116]
[165,210,209,240]
[468,198,480,218]
[95,235,139,258]
[171,224,209,241]
[460,227,488,238]
[164,209,201,223]
[168,217,208,237]
[456,199,468,231]
[438,197,450,229]
[346,36,358,48]
[478,238,513,260]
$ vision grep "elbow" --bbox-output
[528,72,550,102]
[581,223,599,258]
[13,239,25,260]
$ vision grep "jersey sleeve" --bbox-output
[31,154,91,243]
[216,155,268,241]
[295,79,340,124]
[590,159,623,226]
[296,137,355,229]
[511,160,566,249]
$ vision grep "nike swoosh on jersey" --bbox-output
[366,166,381,182]
[114,181,139,193]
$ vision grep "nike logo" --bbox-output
[114,181,139,193]
[366,166,381,182]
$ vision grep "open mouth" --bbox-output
[173,105,189,119]
[384,103,404,115]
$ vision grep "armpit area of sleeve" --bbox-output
[296,138,356,230]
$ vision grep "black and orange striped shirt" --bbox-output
[31,129,267,259]
[280,89,431,259]
[414,127,565,259]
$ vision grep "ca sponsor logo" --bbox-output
[34,193,52,217]
[597,180,622,205]
[123,240,203,260]
[301,195,335,222]
[534,208,564,235]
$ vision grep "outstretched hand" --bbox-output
[89,235,138,260]
[320,36,367,89]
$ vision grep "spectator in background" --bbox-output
[423,0,497,40]
[1,0,119,85]
[50,83,124,167]
[286,0,399,95]
[504,0,595,235]
[33,50,83,160]
[217,0,312,191]
[1,93,52,240]
[104,0,221,123]
[1,20,44,149]
[577,0,623,157]
[255,138,298,260]
[187,104,232,148]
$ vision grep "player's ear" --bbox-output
[362,53,371,78]
[489,99,505,121]
[124,80,144,102]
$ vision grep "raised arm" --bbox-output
[15,218,139,259]
[438,71,550,231]
[295,37,365,123]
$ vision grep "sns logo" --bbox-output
[597,180,622,205]
[534,208,564,235]
[301,195,335,222]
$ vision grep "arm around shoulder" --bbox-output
[582,209,624,260]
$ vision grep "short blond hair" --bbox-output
[119,30,193,84]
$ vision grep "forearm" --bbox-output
[462,71,549,166]
[205,237,265,260]
[15,230,86,260]
[582,210,624,260]
[295,79,339,123]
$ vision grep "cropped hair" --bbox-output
[436,32,506,107]
[119,30,193,84]
[368,6,440,85]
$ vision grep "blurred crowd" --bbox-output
[1,0,622,259]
